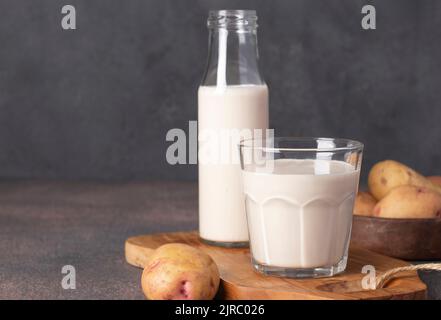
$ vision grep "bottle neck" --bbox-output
[201,8,265,87]
[202,28,264,87]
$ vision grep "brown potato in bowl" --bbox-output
[368,160,441,200]
[353,191,377,217]
[373,185,441,219]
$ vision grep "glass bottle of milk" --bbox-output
[198,10,269,247]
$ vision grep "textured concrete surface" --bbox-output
[0,1,441,182]
[0,181,197,299]
[0,181,440,299]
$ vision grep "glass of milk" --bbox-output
[239,137,363,278]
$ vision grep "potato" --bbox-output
[353,191,377,216]
[368,160,441,200]
[373,185,441,219]
[141,243,220,300]
[428,176,441,187]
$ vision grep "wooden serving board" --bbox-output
[125,231,426,300]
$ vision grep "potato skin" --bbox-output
[141,243,220,300]
[428,176,441,187]
[353,192,377,217]
[373,185,441,219]
[368,160,441,200]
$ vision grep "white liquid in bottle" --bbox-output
[198,85,269,244]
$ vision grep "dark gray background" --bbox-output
[0,0,440,183]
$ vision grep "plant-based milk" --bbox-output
[242,159,359,268]
[198,85,269,243]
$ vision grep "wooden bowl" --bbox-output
[351,215,441,260]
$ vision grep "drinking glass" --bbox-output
[239,137,363,278]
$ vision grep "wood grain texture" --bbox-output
[125,231,427,300]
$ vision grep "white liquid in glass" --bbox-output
[242,159,359,268]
